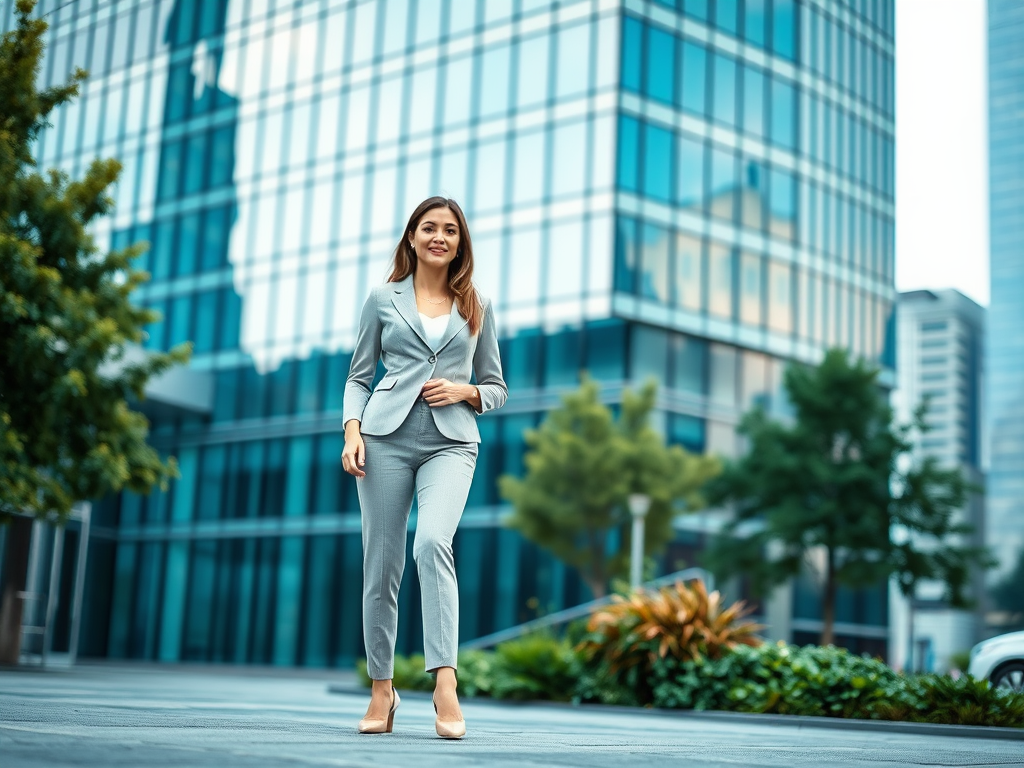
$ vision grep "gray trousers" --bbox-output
[357,398,478,679]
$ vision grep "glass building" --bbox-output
[890,289,986,671]
[7,0,896,665]
[987,0,1024,592]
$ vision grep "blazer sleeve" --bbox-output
[343,288,383,427]
[472,298,508,415]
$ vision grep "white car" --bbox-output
[968,631,1024,691]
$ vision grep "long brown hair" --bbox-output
[388,196,483,336]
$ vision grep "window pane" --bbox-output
[708,242,733,318]
[675,231,702,312]
[712,54,737,126]
[552,120,587,198]
[769,166,796,240]
[630,325,668,382]
[557,23,590,98]
[646,25,675,104]
[517,33,550,108]
[739,252,762,326]
[709,146,737,220]
[742,65,765,138]
[480,43,511,118]
[715,0,739,34]
[444,56,473,127]
[677,134,704,208]
[671,335,706,395]
[615,216,638,294]
[643,123,673,202]
[513,129,545,204]
[745,0,767,47]
[740,160,766,229]
[773,0,798,61]
[640,223,671,303]
[684,0,709,23]
[618,115,640,193]
[680,42,706,116]
[622,16,642,93]
[770,77,797,149]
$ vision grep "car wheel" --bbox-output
[992,662,1024,692]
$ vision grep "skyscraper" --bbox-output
[890,289,985,671]
[987,0,1024,599]
[7,0,895,665]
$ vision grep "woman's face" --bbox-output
[409,207,461,271]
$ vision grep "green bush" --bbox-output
[876,673,1024,728]
[650,642,900,718]
[489,632,580,702]
[649,642,1024,728]
[356,654,434,692]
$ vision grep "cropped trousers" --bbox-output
[356,397,478,679]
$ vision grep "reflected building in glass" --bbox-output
[987,0,1024,595]
[12,0,895,664]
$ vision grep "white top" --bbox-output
[419,312,451,347]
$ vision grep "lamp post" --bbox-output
[628,493,651,590]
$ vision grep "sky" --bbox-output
[895,0,989,307]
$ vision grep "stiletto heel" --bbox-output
[358,685,400,734]
[432,693,466,739]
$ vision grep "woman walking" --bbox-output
[341,197,508,739]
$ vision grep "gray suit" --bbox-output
[343,275,508,678]
[343,274,508,441]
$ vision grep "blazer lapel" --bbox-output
[390,276,432,351]
[435,302,469,354]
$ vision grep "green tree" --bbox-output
[0,1,188,662]
[499,377,720,599]
[703,348,992,645]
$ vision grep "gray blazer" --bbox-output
[343,274,508,443]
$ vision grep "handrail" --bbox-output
[459,566,714,650]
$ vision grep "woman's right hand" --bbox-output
[341,422,366,477]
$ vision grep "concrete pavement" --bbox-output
[1,663,1022,767]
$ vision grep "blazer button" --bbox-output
[428,355,436,364]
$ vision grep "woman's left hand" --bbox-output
[420,378,468,407]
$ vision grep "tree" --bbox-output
[499,377,720,599]
[0,0,188,663]
[702,348,993,645]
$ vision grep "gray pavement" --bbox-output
[1,663,1022,768]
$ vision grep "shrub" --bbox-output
[575,579,762,705]
[356,654,434,692]
[651,642,900,718]
[877,673,1024,728]
[489,632,580,702]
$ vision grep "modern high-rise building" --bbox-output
[987,0,1024,599]
[5,0,895,665]
[890,289,986,671]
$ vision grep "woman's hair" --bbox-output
[388,196,482,336]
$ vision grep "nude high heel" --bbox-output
[432,692,466,739]
[357,685,400,734]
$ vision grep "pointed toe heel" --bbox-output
[357,686,400,734]
[432,694,466,739]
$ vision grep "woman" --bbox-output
[341,197,508,739]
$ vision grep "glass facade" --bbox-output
[987,0,1024,582]
[8,0,895,665]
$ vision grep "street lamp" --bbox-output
[628,493,651,590]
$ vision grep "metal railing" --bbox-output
[459,566,714,651]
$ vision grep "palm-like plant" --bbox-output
[577,579,763,675]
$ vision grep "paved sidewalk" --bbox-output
[1,663,1022,768]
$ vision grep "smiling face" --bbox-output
[408,206,461,271]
